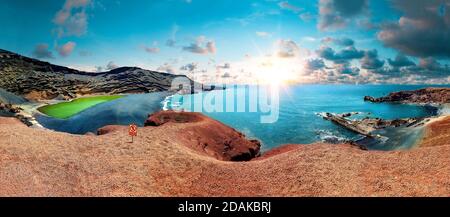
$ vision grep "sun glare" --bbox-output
[256,57,300,85]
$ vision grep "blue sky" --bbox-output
[1,0,449,84]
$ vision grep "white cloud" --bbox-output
[318,0,369,31]
[144,47,160,53]
[166,24,179,47]
[299,12,314,22]
[301,36,317,42]
[278,1,302,13]
[57,41,76,57]
[182,36,216,55]
[157,63,176,74]
[276,39,301,58]
[53,0,91,37]
[180,62,198,71]
[256,31,272,37]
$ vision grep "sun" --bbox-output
[256,57,300,85]
[233,55,304,85]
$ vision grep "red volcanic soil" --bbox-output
[145,110,205,126]
[419,116,450,147]
[0,111,449,196]
[144,111,260,161]
[255,144,302,160]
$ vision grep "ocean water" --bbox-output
[34,84,445,151]
[165,84,444,151]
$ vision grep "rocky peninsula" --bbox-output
[364,87,450,104]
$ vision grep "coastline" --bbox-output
[4,85,448,136]
[9,87,448,149]
[426,103,450,124]
[1,87,449,196]
[1,111,449,196]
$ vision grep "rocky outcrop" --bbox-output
[0,101,21,114]
[144,111,204,126]
[321,112,375,136]
[145,111,261,161]
[0,49,210,101]
[364,88,450,104]
[320,112,423,137]
[0,101,36,127]
[363,96,378,102]
[360,117,425,128]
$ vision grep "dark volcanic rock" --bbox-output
[364,96,379,102]
[0,100,21,115]
[359,117,420,129]
[145,111,261,161]
[144,111,203,126]
[364,88,450,104]
[0,49,205,100]
[320,112,422,138]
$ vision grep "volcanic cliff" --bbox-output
[0,49,203,100]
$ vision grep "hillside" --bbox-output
[0,49,199,100]
[0,112,449,196]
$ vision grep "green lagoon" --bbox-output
[38,95,124,119]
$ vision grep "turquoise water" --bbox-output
[34,84,446,151]
[165,85,443,151]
